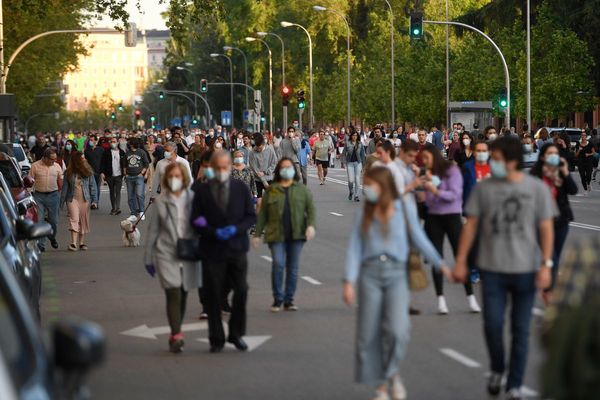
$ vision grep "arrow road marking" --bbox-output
[440,348,481,368]
[121,321,208,340]
[301,276,322,285]
[329,212,344,217]
[261,255,273,262]
[197,335,272,352]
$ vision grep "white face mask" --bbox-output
[163,151,172,159]
[169,177,183,192]
[215,142,223,149]
[462,139,471,146]
[216,170,230,183]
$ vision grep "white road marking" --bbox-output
[329,212,344,217]
[301,276,322,285]
[532,307,544,317]
[440,348,482,368]
[121,322,208,339]
[260,255,273,262]
[570,222,600,232]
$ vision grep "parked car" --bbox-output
[0,249,105,400]
[0,153,38,222]
[0,142,31,176]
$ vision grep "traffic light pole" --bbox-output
[423,20,510,128]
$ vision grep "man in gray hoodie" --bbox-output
[279,126,301,176]
[249,133,277,206]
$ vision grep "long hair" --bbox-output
[65,151,93,179]
[423,143,452,177]
[273,157,299,182]
[361,166,399,235]
[161,162,191,193]
[530,143,561,178]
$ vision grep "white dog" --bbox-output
[120,215,141,247]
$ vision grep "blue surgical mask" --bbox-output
[204,167,215,180]
[233,157,244,165]
[523,144,532,153]
[476,151,489,163]
[545,153,560,167]
[489,159,508,179]
[363,186,379,203]
[430,175,441,187]
[280,166,295,180]
[65,144,72,151]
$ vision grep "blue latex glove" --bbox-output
[215,228,229,241]
[224,225,237,237]
[145,264,156,278]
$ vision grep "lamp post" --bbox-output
[256,31,287,129]
[246,37,273,135]
[281,21,313,130]
[313,5,351,129]
[383,0,395,129]
[223,46,249,112]
[526,0,531,133]
[210,53,234,129]
[175,65,197,121]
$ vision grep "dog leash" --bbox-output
[127,198,155,234]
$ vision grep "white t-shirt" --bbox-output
[152,156,192,194]
[111,149,122,177]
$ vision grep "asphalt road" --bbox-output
[40,166,600,400]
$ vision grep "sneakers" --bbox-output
[50,238,59,249]
[68,243,78,252]
[390,375,407,400]
[371,390,390,400]
[487,372,503,396]
[505,388,522,400]
[354,196,360,202]
[270,301,283,312]
[284,302,299,311]
[348,193,352,200]
[437,296,449,315]
[168,333,184,354]
[468,295,481,313]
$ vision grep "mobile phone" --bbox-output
[419,167,426,177]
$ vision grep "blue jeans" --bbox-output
[356,259,410,386]
[33,191,60,246]
[480,270,536,391]
[548,224,569,291]
[126,175,145,215]
[269,240,304,304]
[93,173,101,205]
[346,161,362,197]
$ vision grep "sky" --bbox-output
[96,0,169,30]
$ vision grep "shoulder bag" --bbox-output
[400,200,429,291]
[166,197,203,262]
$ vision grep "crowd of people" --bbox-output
[20,120,592,400]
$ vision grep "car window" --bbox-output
[11,147,25,162]
[0,268,37,388]
[0,161,21,188]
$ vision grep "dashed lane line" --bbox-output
[260,255,273,262]
[439,348,482,368]
[301,276,322,286]
[569,221,600,232]
[329,212,344,217]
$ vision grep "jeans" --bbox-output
[346,161,362,198]
[126,175,145,215]
[480,270,536,391]
[300,165,308,185]
[33,191,59,246]
[107,175,123,212]
[93,173,101,205]
[356,259,410,386]
[269,240,304,304]
[548,224,569,292]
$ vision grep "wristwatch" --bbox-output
[543,259,554,269]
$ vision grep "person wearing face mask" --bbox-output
[535,128,553,151]
[231,150,256,198]
[253,158,316,312]
[190,150,256,353]
[454,136,557,400]
[521,135,539,168]
[484,126,498,142]
[144,162,201,353]
[313,130,334,185]
[249,134,278,208]
[343,166,451,400]
[124,138,150,219]
[59,139,77,168]
[575,132,596,193]
[100,137,126,215]
[421,144,480,314]
[151,142,192,198]
[530,144,577,304]
[454,132,474,168]
[446,131,462,161]
[84,134,104,209]
[367,126,384,154]
[30,148,63,251]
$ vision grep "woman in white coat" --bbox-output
[144,162,201,353]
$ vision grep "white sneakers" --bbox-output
[370,376,407,400]
[437,296,449,314]
[436,295,481,314]
[468,294,482,313]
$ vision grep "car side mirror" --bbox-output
[53,318,105,372]
[22,175,34,189]
[16,219,52,241]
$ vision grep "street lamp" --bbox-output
[246,37,273,134]
[256,31,287,128]
[383,1,395,129]
[210,53,235,129]
[281,21,314,130]
[223,46,249,111]
[313,5,351,129]
[176,65,198,121]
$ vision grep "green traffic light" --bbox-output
[500,99,508,107]
[150,116,156,122]
[298,101,306,110]
[413,28,420,35]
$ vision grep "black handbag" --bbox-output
[176,238,202,261]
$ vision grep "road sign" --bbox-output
[221,111,232,126]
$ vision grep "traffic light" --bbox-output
[409,12,424,40]
[150,115,156,122]
[159,91,165,99]
[498,88,508,109]
[200,79,208,93]
[118,103,124,112]
[110,112,116,120]
[134,109,141,120]
[296,89,305,110]
[192,117,198,125]
[282,85,291,106]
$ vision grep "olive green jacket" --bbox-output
[255,182,316,243]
